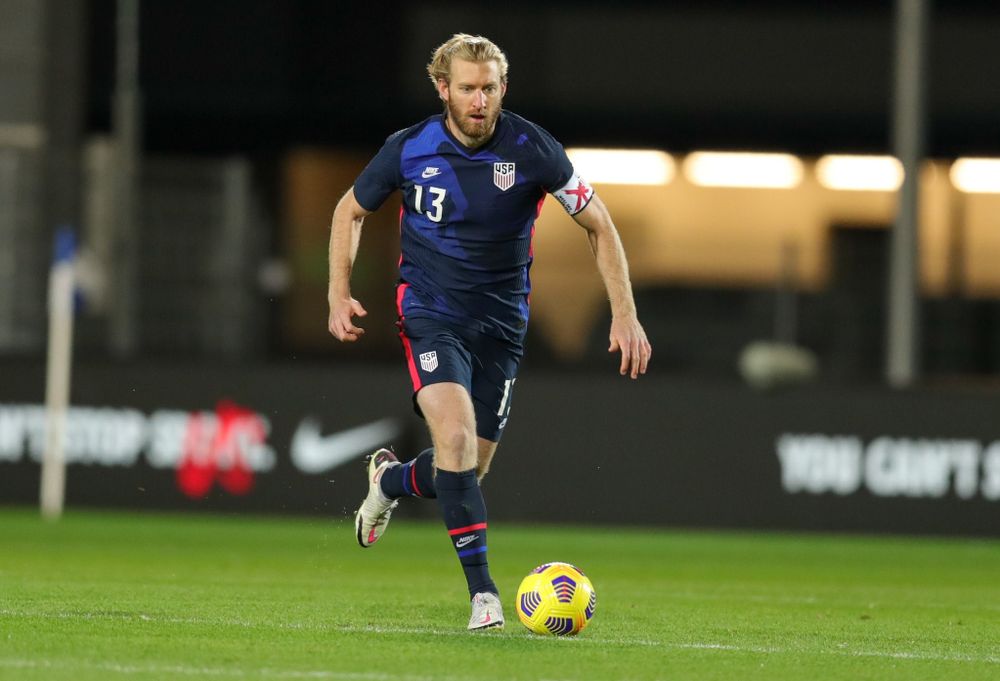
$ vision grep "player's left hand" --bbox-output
[609,315,652,379]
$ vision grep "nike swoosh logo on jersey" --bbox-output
[421,167,441,179]
[455,534,479,548]
[290,417,401,474]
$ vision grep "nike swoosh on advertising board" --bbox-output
[290,417,401,474]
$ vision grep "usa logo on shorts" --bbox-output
[419,351,438,372]
[493,162,516,191]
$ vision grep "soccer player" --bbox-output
[328,34,651,630]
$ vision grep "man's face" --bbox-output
[438,58,506,146]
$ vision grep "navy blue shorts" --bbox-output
[397,315,523,442]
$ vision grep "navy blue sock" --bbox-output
[379,448,436,499]
[435,468,497,599]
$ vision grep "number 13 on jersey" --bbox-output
[413,185,447,223]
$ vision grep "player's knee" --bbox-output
[437,424,476,469]
[446,426,474,454]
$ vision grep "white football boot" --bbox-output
[468,592,505,631]
[354,449,400,548]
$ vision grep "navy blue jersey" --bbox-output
[353,111,594,345]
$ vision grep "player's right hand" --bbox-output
[328,297,368,342]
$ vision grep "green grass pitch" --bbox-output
[1,508,997,680]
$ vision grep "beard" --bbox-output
[446,99,501,142]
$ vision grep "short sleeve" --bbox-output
[530,124,574,193]
[530,123,594,216]
[353,131,405,212]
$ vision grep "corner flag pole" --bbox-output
[41,227,77,520]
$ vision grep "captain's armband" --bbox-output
[552,173,594,216]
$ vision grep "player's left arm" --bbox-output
[571,193,652,379]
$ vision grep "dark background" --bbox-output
[85,0,1000,158]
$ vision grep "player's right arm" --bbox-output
[328,125,409,341]
[328,187,373,342]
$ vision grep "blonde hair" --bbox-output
[427,33,509,87]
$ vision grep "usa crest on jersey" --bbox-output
[493,162,516,191]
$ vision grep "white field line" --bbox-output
[1,608,998,666]
[0,658,467,680]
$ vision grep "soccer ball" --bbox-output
[515,562,597,636]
